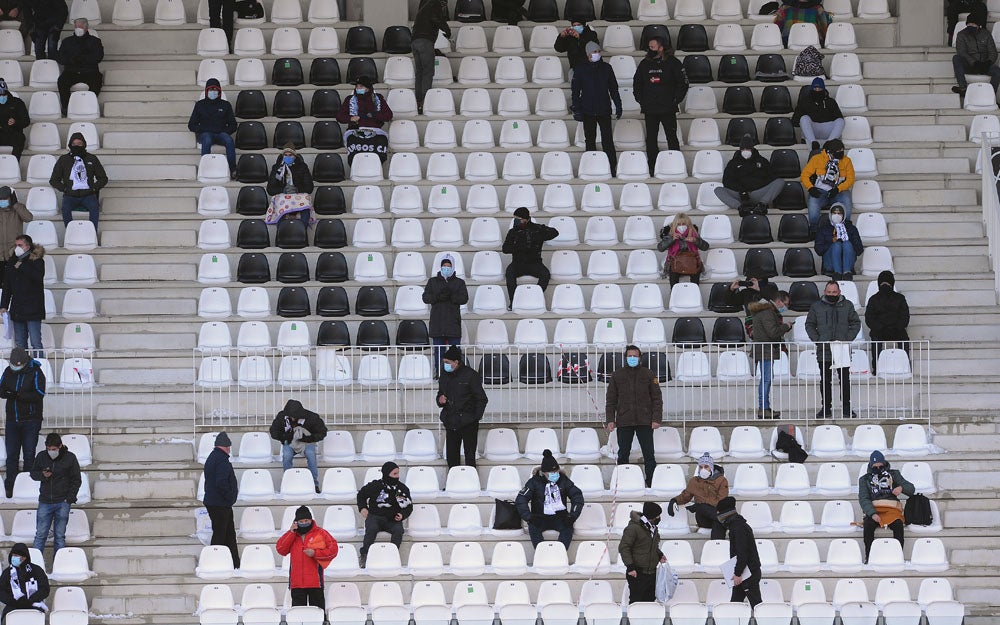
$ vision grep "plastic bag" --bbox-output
[655,561,679,603]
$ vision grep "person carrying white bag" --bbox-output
[618,502,668,603]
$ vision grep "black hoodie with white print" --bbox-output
[48,132,108,197]
[0,543,50,615]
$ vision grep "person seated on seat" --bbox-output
[554,18,599,74]
[515,450,584,549]
[49,132,107,230]
[55,18,104,117]
[336,76,393,130]
[951,14,1000,96]
[269,399,328,493]
[814,203,862,281]
[801,138,854,232]
[666,453,730,539]
[265,143,314,227]
[793,78,844,153]
[657,213,709,286]
[27,0,69,60]
[356,461,413,569]
[864,270,910,376]
[0,543,49,620]
[715,135,785,215]
[501,207,559,306]
[774,0,832,46]
[859,450,914,564]
[188,78,238,179]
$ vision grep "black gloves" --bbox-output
[830,186,839,196]
[808,186,823,198]
[667,499,677,517]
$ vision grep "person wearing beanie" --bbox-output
[55,17,104,116]
[858,450,914,562]
[515,450,585,548]
[30,431,81,556]
[27,0,69,60]
[666,452,730,539]
[618,501,666,603]
[554,19,600,72]
[1,345,46,499]
[792,77,845,153]
[336,75,393,130]
[0,80,29,161]
[188,78,238,178]
[276,505,338,609]
[411,0,451,114]
[0,543,50,619]
[437,345,488,468]
[571,41,622,177]
[269,400,328,493]
[49,131,107,230]
[1,233,45,355]
[948,0,987,38]
[749,290,792,418]
[865,270,910,376]
[202,431,240,568]
[806,280,861,418]
[714,496,763,606]
[814,203,863,281]
[265,143,314,227]
[356,461,413,568]
[715,134,785,215]
[501,207,560,304]
[801,138,855,233]
[606,345,663,488]
[0,186,32,265]
[423,254,469,378]
[633,36,688,170]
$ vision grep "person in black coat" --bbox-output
[30,432,82,555]
[515,450,585,548]
[571,42,622,177]
[27,0,68,60]
[792,77,845,152]
[814,203,863,280]
[56,18,104,115]
[49,132,108,229]
[422,254,469,377]
[632,37,689,168]
[356,461,413,567]
[202,432,240,568]
[1,348,45,500]
[0,79,29,160]
[207,0,235,52]
[189,78,238,176]
[411,0,451,113]
[269,399,327,492]
[554,19,600,73]
[436,346,488,468]
[0,235,45,354]
[0,543,49,619]
[266,144,314,227]
[501,207,560,304]
[715,134,785,213]
[864,270,910,375]
[716,497,762,607]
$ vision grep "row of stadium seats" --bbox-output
[0,509,91,543]
[66,0,340,26]
[5,472,93,504]
[0,323,93,351]
[0,433,92,466]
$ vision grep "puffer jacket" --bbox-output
[422,272,469,338]
[1,243,44,321]
[0,357,45,422]
[750,300,791,362]
[0,544,49,613]
[857,457,915,518]
[605,364,662,427]
[722,148,777,193]
[618,511,664,574]
[30,445,82,504]
[202,446,237,507]
[275,523,338,589]
[800,152,855,191]
[805,294,861,345]
[571,59,622,117]
[514,468,585,522]
[673,468,729,506]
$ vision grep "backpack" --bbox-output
[792,46,825,78]
[903,493,933,526]
[775,427,808,463]
[235,0,264,19]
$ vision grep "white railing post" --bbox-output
[981,132,1000,301]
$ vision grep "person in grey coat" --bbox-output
[805,281,861,418]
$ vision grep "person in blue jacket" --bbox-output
[571,41,622,177]
[188,78,238,178]
[1,347,45,499]
[814,203,863,280]
[202,432,240,568]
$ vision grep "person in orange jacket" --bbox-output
[275,506,338,610]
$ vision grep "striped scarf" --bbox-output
[348,93,381,118]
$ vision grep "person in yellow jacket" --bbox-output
[800,138,855,233]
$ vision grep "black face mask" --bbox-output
[824,295,839,303]
[646,49,658,58]
[294,521,312,534]
[811,90,825,101]
[70,145,85,155]
[383,474,398,485]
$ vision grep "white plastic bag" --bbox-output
[655,561,679,603]
[830,341,851,369]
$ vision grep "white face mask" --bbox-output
[676,225,688,235]
[698,468,711,479]
[47,449,59,459]
[830,214,844,225]
[74,27,85,36]
[740,150,752,159]
[14,246,27,258]
[590,52,601,62]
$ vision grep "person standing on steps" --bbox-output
[554,18,599,76]
[0,188,32,276]
[207,0,235,53]
[436,345,488,468]
[716,496,763,607]
[202,431,240,569]
[30,432,81,557]
[411,0,450,115]
[501,207,559,306]
[805,280,861,418]
[275,506,338,610]
[356,461,413,569]
[422,254,468,379]
[571,42,622,177]
[27,0,68,60]
[1,235,45,356]
[618,502,666,603]
[865,270,910,376]
[606,345,663,488]
[632,36,688,172]
[750,290,792,419]
[1,348,45,500]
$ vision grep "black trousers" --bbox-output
[582,114,617,176]
[206,505,240,568]
[818,351,850,414]
[445,421,479,468]
[730,574,762,607]
[615,425,656,487]
[208,0,235,43]
[863,516,904,560]
[689,502,727,540]
[58,69,102,112]
[505,261,551,302]
[870,336,909,375]
[290,587,325,610]
[644,112,679,168]
[626,571,656,603]
[360,513,404,557]
[668,271,700,287]
[0,132,25,159]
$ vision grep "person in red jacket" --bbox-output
[335,76,393,129]
[275,506,338,610]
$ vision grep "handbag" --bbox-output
[669,250,703,276]
[493,499,522,530]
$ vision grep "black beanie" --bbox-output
[739,134,755,150]
[442,345,462,362]
[513,206,531,220]
[540,449,559,472]
[716,496,737,515]
[294,505,313,521]
[877,270,895,287]
[642,502,662,519]
[381,461,399,478]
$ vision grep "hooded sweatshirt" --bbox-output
[792,78,843,126]
[0,357,45,422]
[722,146,777,193]
[864,271,910,341]
[554,25,600,70]
[0,88,29,137]
[857,450,914,518]
[49,133,108,198]
[268,399,328,445]
[0,544,49,613]
[30,444,82,504]
[356,467,414,520]
[1,242,45,321]
[188,78,238,136]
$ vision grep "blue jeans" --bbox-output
[199,131,237,171]
[432,336,460,377]
[952,54,1000,90]
[527,513,573,549]
[282,443,319,487]
[32,27,61,60]
[758,359,772,409]
[13,319,43,357]
[807,189,853,229]
[61,194,100,230]
[823,241,857,275]
[34,501,71,554]
[4,418,41,491]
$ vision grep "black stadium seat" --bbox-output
[723,86,755,115]
[317,320,351,346]
[519,353,553,384]
[316,286,350,316]
[276,252,309,283]
[711,317,746,344]
[313,186,347,214]
[314,219,347,248]
[717,54,750,83]
[272,89,305,118]
[672,317,706,346]
[310,89,341,116]
[235,154,268,182]
[769,149,802,178]
[396,319,430,348]
[788,280,820,311]
[236,219,269,249]
[778,214,812,243]
[774,181,806,210]
[682,55,713,83]
[275,219,308,249]
[276,286,310,317]
[237,253,270,283]
[725,118,759,147]
[782,247,818,277]
[743,248,778,279]
[355,286,389,317]
[640,25,671,51]
[235,90,267,118]
[315,252,349,282]
[309,58,341,86]
[346,57,378,85]
[764,117,796,146]
[312,154,346,182]
[480,354,511,384]
[527,0,559,22]
[601,0,632,21]
[272,121,305,150]
[738,215,774,244]
[677,24,709,52]
[455,0,486,21]
[235,121,267,150]
[596,352,624,382]
[708,282,742,313]
[236,186,268,216]
[755,54,788,81]
[356,320,390,349]
[345,26,377,54]
[760,85,793,114]
[382,26,412,53]
[564,0,596,21]
[641,352,671,382]
[271,57,304,86]
[311,121,343,149]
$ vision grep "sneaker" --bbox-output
[229,170,238,181]
[756,408,780,419]
[315,484,321,494]
[952,85,967,96]
[843,410,858,419]
[815,408,832,419]
[842,272,854,281]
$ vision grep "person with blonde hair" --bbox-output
[657,213,709,286]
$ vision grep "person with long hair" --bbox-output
[657,213,709,286]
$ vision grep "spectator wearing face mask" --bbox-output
[716,496,763,606]
[0,186,32,266]
[27,0,69,60]
[952,15,1000,96]
[49,132,107,230]
[859,450,914,562]
[356,461,413,569]
[30,432,81,557]
[750,290,792,419]
[793,78,844,152]
[801,138,854,232]
[633,36,689,171]
[667,453,730,539]
[515,450,585,548]
[202,432,239,568]
[188,78,237,179]
[422,254,468,378]
[606,345,663,488]
[806,280,861,418]
[336,76,393,129]
[269,400,328,493]
[715,134,785,214]
[554,19,599,73]
[1,348,46,500]
[864,270,910,376]
[657,212,709,286]
[276,506,338,610]
[437,346,488,468]
[1,236,45,355]
[0,543,49,620]
[571,42,622,177]
[618,502,666,603]
[0,80,29,161]
[814,203,862,281]
[501,207,560,305]
[55,18,103,116]
[265,144,314,227]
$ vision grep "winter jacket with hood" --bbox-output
[801,150,855,191]
[501,220,559,264]
[618,511,664,574]
[673,467,729,506]
[436,362,488,431]
[266,154,314,196]
[422,268,469,338]
[554,25,600,69]
[722,513,761,579]
[956,23,998,67]
[792,79,843,126]
[30,445,82,504]
[188,78,237,136]
[202,446,238,507]
[605,364,663,427]
[857,451,914,518]
[632,50,689,114]
[1,242,44,321]
[0,357,44,422]
[0,92,30,138]
[865,272,910,341]
[750,300,791,362]
[275,522,338,589]
[722,147,778,193]
[571,58,622,117]
[49,133,108,198]
[28,0,69,30]
[356,477,414,520]
[815,216,863,259]
[269,399,328,445]
[0,193,32,256]
[56,29,104,71]
[335,92,393,129]
[805,293,861,347]
[515,468,585,523]
[411,0,451,41]
[0,543,49,614]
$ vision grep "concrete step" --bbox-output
[873,124,968,142]
[99,231,196,248]
[103,131,197,150]
[868,93,962,110]
[100,263,198,281]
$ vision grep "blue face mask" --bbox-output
[9,364,23,371]
[207,91,219,100]
[356,88,367,96]
[283,155,294,165]
[443,362,454,373]
[10,556,23,567]
[626,356,640,367]
[573,25,584,34]
[547,472,560,483]
[0,200,8,208]
[440,266,454,278]
[0,96,7,105]
[777,306,787,313]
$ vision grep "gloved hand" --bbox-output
[829,186,839,196]
[739,191,750,201]
[573,113,583,122]
[615,108,622,120]
[530,514,544,526]
[667,499,677,517]
[808,186,823,198]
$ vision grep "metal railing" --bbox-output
[193,341,929,432]
[0,349,95,435]
[980,134,1000,300]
